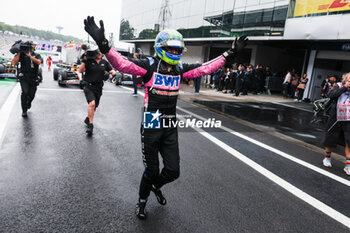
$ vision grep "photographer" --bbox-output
[79,48,116,136]
[11,41,42,117]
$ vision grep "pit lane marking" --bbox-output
[178,106,350,188]
[122,85,350,227]
[183,121,350,229]
[121,86,350,187]
[38,88,131,93]
[0,83,20,147]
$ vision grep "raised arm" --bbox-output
[183,56,226,79]
[105,48,147,76]
[183,35,248,79]
[11,53,20,66]
[84,16,148,76]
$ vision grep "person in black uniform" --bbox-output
[11,41,42,117]
[79,48,116,135]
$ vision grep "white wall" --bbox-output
[284,14,350,40]
[182,45,204,64]
[136,43,153,56]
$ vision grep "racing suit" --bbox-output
[105,49,227,199]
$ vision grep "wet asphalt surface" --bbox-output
[193,100,325,147]
[0,67,349,232]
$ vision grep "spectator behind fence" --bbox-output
[296,73,308,102]
[223,67,235,94]
[250,65,258,94]
[256,65,266,94]
[235,64,246,97]
[219,68,229,92]
[322,75,338,98]
[282,70,292,98]
[321,74,329,93]
[290,73,299,99]
[212,65,224,90]
[242,65,253,95]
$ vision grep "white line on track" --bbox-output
[0,83,20,146]
[177,106,350,188]
[122,85,350,227]
[181,120,350,229]
[123,86,350,187]
[120,86,136,92]
[38,88,131,93]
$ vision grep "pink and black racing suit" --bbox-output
[105,49,227,199]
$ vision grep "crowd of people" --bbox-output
[281,68,308,102]
[207,63,272,96]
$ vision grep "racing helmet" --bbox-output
[154,29,186,65]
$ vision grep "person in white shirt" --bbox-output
[283,70,292,98]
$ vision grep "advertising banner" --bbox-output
[35,43,62,52]
[294,0,350,17]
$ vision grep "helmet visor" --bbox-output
[165,39,184,48]
[164,46,183,55]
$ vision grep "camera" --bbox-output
[19,42,31,53]
[9,40,33,54]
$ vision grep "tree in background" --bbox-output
[138,28,158,39]
[0,22,82,43]
[119,19,135,40]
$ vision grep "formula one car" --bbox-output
[0,60,17,79]
[110,71,143,86]
[53,63,83,88]
[0,59,42,82]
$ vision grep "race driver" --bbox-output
[84,16,248,219]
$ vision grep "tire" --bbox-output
[60,70,67,80]
[58,73,65,87]
[0,64,5,74]
[53,68,59,81]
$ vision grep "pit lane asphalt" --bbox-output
[0,68,349,232]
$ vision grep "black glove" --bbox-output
[84,16,110,54]
[223,35,248,64]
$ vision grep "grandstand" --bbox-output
[0,30,79,64]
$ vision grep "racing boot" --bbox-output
[86,123,93,136]
[84,117,89,126]
[136,198,147,220]
[152,185,167,205]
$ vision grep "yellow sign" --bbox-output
[294,0,350,17]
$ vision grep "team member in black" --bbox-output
[79,48,116,135]
[11,41,42,117]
